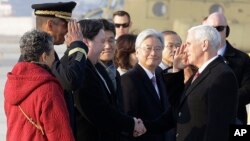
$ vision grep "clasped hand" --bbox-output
[133,117,147,137]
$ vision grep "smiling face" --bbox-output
[136,36,163,72]
[99,30,116,63]
[87,29,106,64]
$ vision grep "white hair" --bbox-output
[135,29,164,49]
[188,25,221,50]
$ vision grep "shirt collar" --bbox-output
[217,44,227,56]
[159,62,170,70]
[198,56,218,74]
[138,62,155,79]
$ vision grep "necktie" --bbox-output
[151,76,160,99]
[192,72,200,83]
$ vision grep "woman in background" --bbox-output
[115,34,137,75]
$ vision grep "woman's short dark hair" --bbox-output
[19,29,53,62]
[78,19,104,40]
[114,34,136,70]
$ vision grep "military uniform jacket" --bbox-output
[52,41,88,135]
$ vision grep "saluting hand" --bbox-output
[173,43,188,72]
[64,20,86,47]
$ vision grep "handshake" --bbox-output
[133,117,147,137]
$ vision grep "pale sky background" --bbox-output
[1,0,123,17]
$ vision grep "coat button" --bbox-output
[178,112,182,117]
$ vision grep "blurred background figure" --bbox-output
[159,30,182,71]
[114,34,137,75]
[4,30,74,141]
[159,30,196,83]
[204,12,250,124]
[98,18,124,111]
[113,10,132,39]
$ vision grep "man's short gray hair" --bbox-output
[135,29,164,50]
[188,25,221,50]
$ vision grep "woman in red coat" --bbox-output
[4,30,74,141]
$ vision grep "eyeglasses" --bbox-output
[213,26,227,32]
[114,23,130,28]
[140,45,163,53]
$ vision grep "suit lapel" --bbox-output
[177,71,209,108]
[95,62,116,95]
[224,41,236,58]
[156,73,168,110]
[184,70,209,97]
[135,64,162,104]
[88,60,113,101]
[178,57,223,107]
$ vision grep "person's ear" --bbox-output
[226,26,230,38]
[46,19,54,33]
[135,48,140,57]
[129,21,132,28]
[202,40,208,51]
[40,52,47,64]
[85,38,90,47]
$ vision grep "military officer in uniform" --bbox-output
[19,1,89,137]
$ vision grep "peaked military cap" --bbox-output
[31,1,76,20]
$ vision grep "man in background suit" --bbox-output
[159,30,182,71]
[97,19,124,112]
[121,29,174,141]
[204,12,250,124]
[159,30,196,84]
[113,10,132,39]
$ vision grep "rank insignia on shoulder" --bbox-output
[75,52,84,62]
